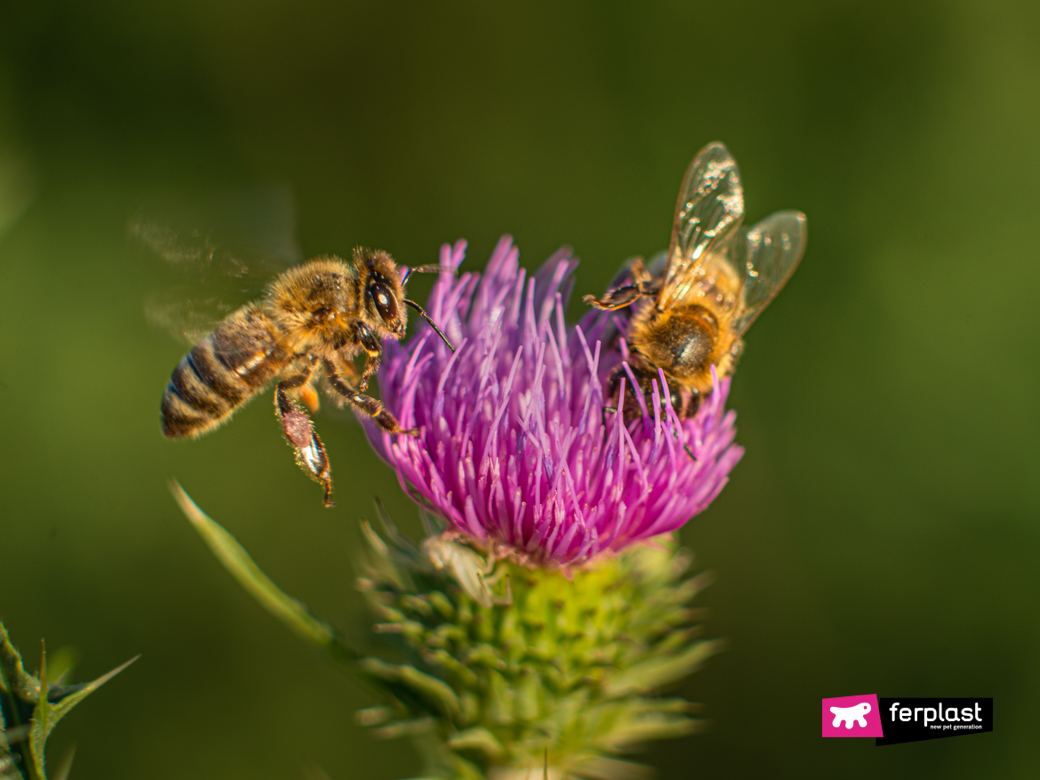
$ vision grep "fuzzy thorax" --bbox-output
[627,299,740,399]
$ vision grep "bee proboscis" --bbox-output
[161,248,454,507]
[584,142,807,419]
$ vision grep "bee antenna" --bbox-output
[404,299,456,352]
[401,264,457,286]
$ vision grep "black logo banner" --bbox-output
[876,698,992,746]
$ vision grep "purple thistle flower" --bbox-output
[364,236,743,567]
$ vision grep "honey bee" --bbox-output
[584,142,807,419]
[160,248,454,507]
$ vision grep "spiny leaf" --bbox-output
[0,628,129,780]
[42,655,139,740]
[597,708,701,749]
[446,728,504,761]
[172,481,352,658]
[358,660,461,719]
[371,716,436,740]
[601,639,721,699]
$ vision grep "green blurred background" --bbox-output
[1,1,1038,777]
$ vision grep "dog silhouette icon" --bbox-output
[830,702,871,729]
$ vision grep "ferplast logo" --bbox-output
[821,694,884,738]
[822,696,994,745]
[876,698,993,746]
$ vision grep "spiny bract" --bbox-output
[354,516,720,780]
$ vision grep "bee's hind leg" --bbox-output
[276,369,334,507]
[322,357,417,436]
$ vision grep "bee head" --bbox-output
[355,248,407,338]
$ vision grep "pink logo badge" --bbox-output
[822,694,884,738]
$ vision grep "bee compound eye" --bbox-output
[369,282,399,325]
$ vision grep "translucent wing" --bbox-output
[132,186,302,345]
[730,210,807,337]
[657,143,745,310]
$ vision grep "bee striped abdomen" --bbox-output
[161,305,283,439]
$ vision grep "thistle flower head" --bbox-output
[365,237,743,567]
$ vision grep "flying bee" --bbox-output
[584,142,807,419]
[160,247,455,507]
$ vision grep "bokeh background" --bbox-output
[2,1,1039,777]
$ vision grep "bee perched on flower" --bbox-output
[586,142,806,421]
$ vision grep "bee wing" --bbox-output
[729,210,807,337]
[144,293,238,346]
[657,143,745,310]
[133,186,302,347]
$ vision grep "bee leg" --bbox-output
[679,389,702,419]
[356,344,382,393]
[675,390,701,461]
[330,353,362,387]
[351,322,385,393]
[583,286,644,311]
[600,364,627,428]
[582,257,657,311]
[286,356,325,412]
[275,376,334,507]
[322,357,417,436]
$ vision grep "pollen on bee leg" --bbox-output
[282,410,313,449]
[298,384,320,413]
